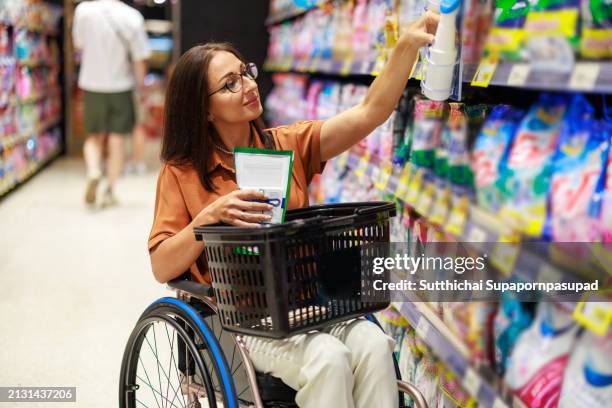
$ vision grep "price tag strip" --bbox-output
[472,56,499,88]
[574,292,612,336]
[462,368,481,399]
[569,63,600,91]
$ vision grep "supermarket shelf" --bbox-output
[0,117,61,151]
[465,61,612,94]
[264,57,380,77]
[396,297,515,408]
[17,88,61,104]
[342,151,610,286]
[14,23,58,36]
[0,55,16,66]
[266,0,330,25]
[0,145,61,198]
[265,56,612,94]
[0,95,16,108]
[17,58,59,68]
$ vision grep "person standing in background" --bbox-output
[73,0,151,207]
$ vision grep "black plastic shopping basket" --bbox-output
[194,201,396,338]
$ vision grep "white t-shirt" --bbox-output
[73,0,151,93]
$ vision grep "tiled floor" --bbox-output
[0,158,168,407]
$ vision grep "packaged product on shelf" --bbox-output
[524,0,581,71]
[398,0,429,36]
[399,328,444,408]
[306,80,324,120]
[411,97,447,173]
[505,302,580,408]
[493,291,536,374]
[603,145,612,243]
[332,0,354,61]
[580,0,612,59]
[352,0,370,61]
[316,82,341,120]
[393,92,419,166]
[472,104,524,213]
[442,302,497,363]
[367,0,392,63]
[498,93,569,238]
[549,95,609,242]
[376,304,410,356]
[484,0,530,61]
[462,0,492,63]
[558,328,612,408]
[448,103,485,198]
[438,367,477,408]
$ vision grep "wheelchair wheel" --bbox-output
[119,297,240,408]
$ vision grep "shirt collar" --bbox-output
[206,124,265,175]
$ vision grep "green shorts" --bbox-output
[83,90,135,134]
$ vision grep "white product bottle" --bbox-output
[421,0,460,101]
[558,329,612,408]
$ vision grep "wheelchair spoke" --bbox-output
[237,384,250,398]
[137,356,163,408]
[230,344,237,373]
[150,325,165,408]
[232,360,243,377]
[141,324,186,407]
[163,324,187,408]
[136,375,185,408]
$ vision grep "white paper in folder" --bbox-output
[234,148,294,224]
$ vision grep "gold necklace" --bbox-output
[214,128,254,156]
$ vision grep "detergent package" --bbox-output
[580,0,612,59]
[472,105,524,213]
[411,97,447,172]
[550,96,610,242]
[505,302,580,408]
[603,143,612,242]
[493,291,536,375]
[498,94,568,238]
[558,329,612,408]
[398,328,444,408]
[442,302,497,364]
[524,0,581,71]
[484,0,531,61]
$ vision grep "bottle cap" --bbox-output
[440,0,460,14]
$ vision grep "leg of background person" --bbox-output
[83,133,104,205]
[326,318,399,408]
[130,124,146,173]
[106,133,124,189]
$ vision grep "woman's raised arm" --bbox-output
[320,11,439,162]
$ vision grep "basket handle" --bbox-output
[354,202,397,216]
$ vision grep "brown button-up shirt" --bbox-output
[148,120,325,283]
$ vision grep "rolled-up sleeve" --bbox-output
[148,165,190,252]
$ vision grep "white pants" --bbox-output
[244,318,399,408]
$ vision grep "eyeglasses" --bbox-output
[208,62,258,96]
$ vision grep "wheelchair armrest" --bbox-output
[167,279,215,298]
[397,380,428,408]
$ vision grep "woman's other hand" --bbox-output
[196,189,274,227]
[400,11,440,49]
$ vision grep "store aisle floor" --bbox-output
[0,158,167,407]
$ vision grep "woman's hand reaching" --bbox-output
[400,10,440,49]
[196,189,274,227]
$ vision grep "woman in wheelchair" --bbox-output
[128,11,438,408]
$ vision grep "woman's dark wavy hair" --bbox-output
[161,43,275,192]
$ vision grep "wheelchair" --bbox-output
[119,278,428,408]
[119,202,429,408]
